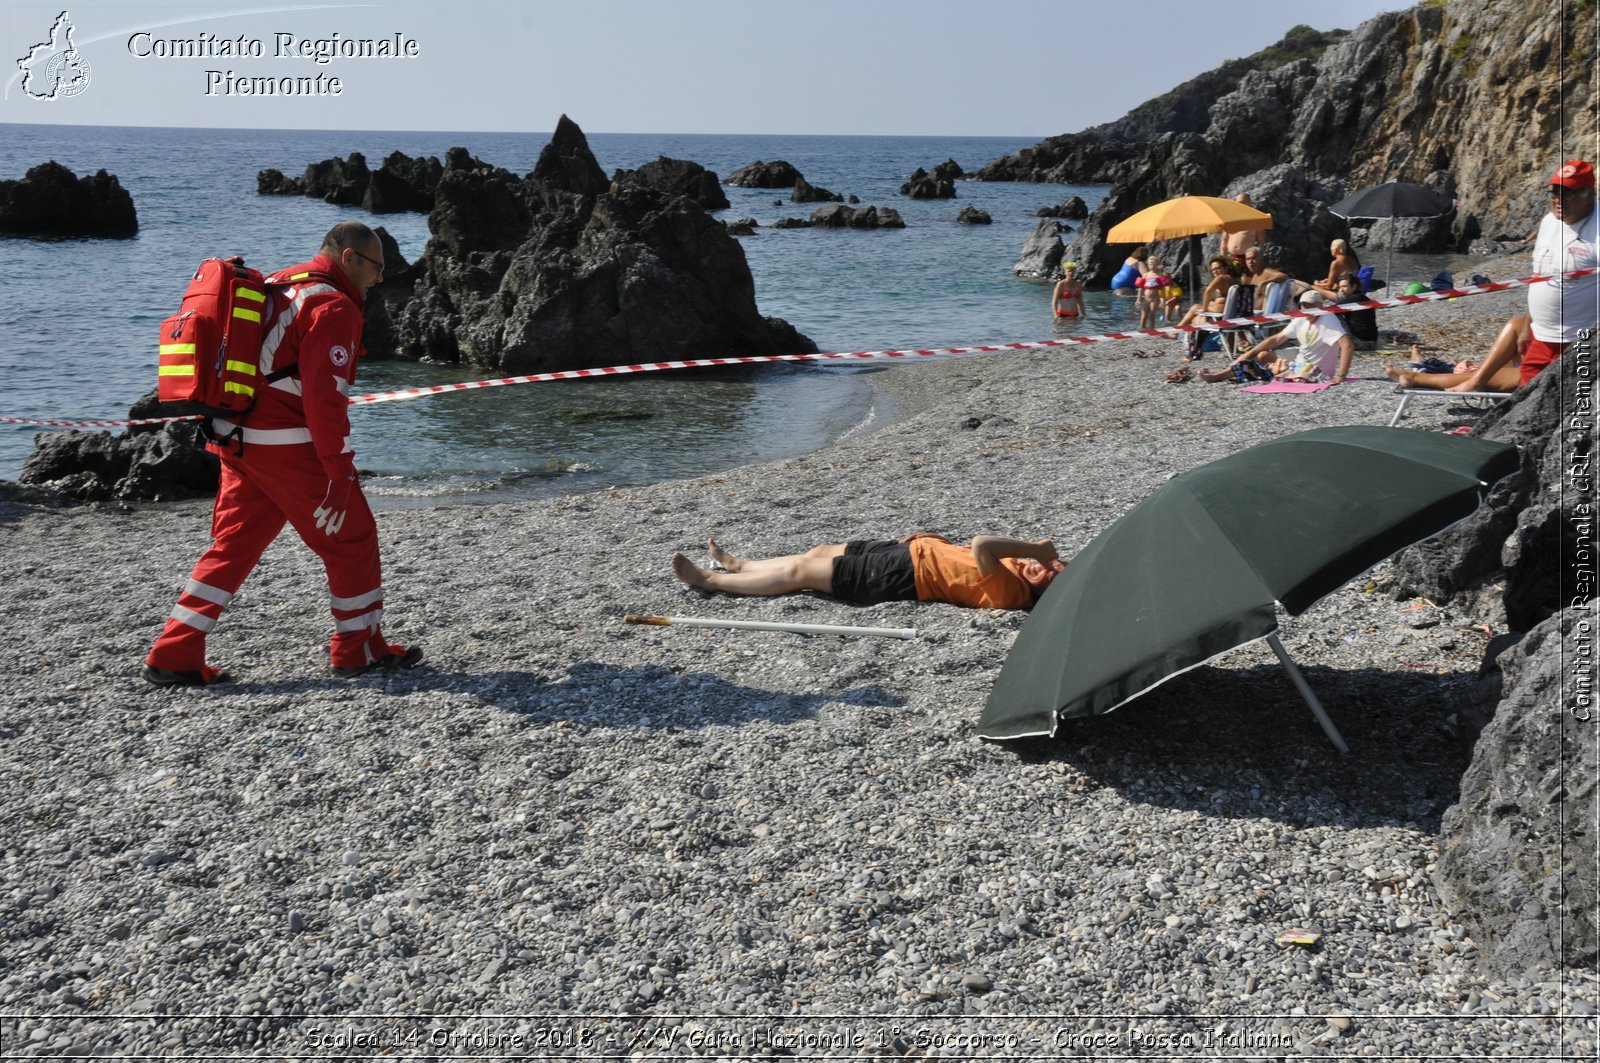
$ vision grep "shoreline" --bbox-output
[2,286,1590,1056]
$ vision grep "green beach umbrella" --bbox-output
[979,426,1519,751]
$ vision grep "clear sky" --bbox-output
[4,0,1407,137]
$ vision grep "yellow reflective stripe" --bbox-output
[289,272,310,280]
[158,343,196,355]
[223,359,257,376]
[232,306,262,323]
[158,365,195,376]
[236,287,267,303]
[223,382,255,397]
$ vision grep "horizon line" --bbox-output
[0,118,1055,140]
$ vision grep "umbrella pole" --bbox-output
[1387,216,1396,292]
[1189,234,1201,304]
[1267,634,1351,754]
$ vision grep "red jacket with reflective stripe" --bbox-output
[227,254,366,480]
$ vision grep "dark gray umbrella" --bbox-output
[979,427,1519,752]
[1329,182,1456,290]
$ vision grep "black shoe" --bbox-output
[334,644,424,677]
[142,663,227,687]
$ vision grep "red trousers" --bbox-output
[147,448,390,672]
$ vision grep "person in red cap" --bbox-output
[1445,161,1597,391]
[143,221,422,686]
[1523,160,1597,383]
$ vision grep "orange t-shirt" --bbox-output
[908,537,1034,610]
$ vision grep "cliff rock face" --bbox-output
[394,116,813,373]
[1435,605,1599,979]
[0,162,137,238]
[988,2,1592,282]
[973,25,1349,185]
[1387,359,1596,978]
[1392,363,1589,633]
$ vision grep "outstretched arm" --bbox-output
[971,536,1059,575]
[1237,330,1289,364]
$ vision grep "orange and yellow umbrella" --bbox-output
[1106,195,1273,243]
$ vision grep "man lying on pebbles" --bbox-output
[671,533,1064,610]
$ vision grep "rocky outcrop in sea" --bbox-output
[981,3,1590,284]
[257,150,456,214]
[900,165,957,200]
[790,176,843,204]
[391,115,813,373]
[0,161,137,238]
[612,157,729,211]
[724,159,802,188]
[19,391,214,502]
[1012,220,1068,279]
[1036,196,1088,220]
[819,204,903,229]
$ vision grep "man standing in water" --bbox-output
[143,222,422,685]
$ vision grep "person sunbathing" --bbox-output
[1382,315,1529,392]
[671,533,1064,610]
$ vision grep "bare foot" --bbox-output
[706,537,743,571]
[1381,364,1416,386]
[671,553,712,589]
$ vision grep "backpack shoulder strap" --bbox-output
[259,271,346,381]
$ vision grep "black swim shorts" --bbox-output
[830,540,918,605]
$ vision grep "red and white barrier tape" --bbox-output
[1,268,1581,429]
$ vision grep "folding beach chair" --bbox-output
[1187,285,1250,358]
[1388,388,1512,427]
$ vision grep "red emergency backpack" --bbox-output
[156,257,286,414]
[157,256,341,418]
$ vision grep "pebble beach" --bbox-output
[2,283,1595,1058]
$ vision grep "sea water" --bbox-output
[0,123,1124,499]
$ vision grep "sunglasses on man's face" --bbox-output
[350,248,385,274]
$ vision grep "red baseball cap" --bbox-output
[1551,160,1596,189]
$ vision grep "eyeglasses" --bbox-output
[350,247,385,275]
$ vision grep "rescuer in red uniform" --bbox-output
[143,221,421,685]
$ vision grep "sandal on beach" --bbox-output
[1165,367,1192,384]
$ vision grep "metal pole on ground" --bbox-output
[625,614,918,640]
[1267,633,1350,754]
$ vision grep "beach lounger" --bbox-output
[1187,280,1291,358]
[1387,387,1512,428]
[1187,285,1244,358]
[1248,280,1293,348]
